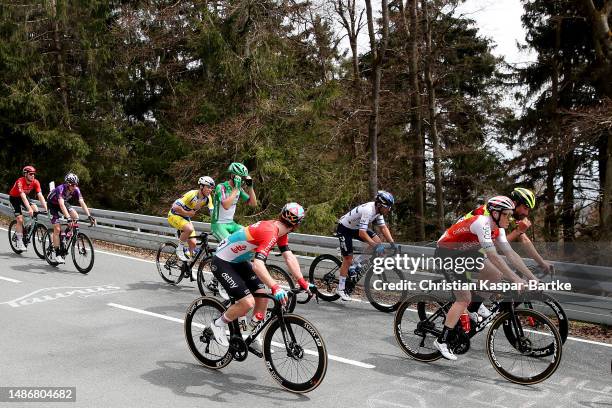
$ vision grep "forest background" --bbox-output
[1,0,611,244]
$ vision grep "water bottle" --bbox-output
[65,226,73,239]
[348,265,357,278]
[60,230,67,251]
[192,247,201,257]
[459,313,471,333]
[248,312,264,333]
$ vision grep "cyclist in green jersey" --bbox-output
[211,162,257,242]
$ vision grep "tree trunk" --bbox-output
[600,131,612,239]
[561,149,576,242]
[544,157,558,240]
[364,0,389,198]
[422,0,444,233]
[407,0,425,240]
[50,0,70,127]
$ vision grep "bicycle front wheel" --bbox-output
[308,254,341,301]
[156,242,184,284]
[8,221,23,254]
[487,309,562,385]
[72,233,95,274]
[184,296,233,369]
[364,267,407,313]
[263,314,328,393]
[32,224,47,259]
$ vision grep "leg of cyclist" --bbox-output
[182,221,197,257]
[9,196,26,250]
[167,213,191,261]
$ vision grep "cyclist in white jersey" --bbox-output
[335,191,396,301]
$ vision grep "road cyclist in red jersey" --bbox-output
[8,166,48,251]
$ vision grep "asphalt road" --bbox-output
[0,228,611,408]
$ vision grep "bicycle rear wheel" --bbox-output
[308,254,341,301]
[32,224,47,259]
[394,294,447,362]
[8,221,24,254]
[487,309,562,384]
[156,242,184,284]
[184,297,233,369]
[196,255,215,296]
[263,314,327,393]
[364,267,407,313]
[72,232,94,274]
[268,264,297,313]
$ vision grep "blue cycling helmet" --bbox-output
[375,191,394,208]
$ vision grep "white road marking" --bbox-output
[107,302,376,369]
[0,275,21,283]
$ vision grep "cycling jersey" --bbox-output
[339,202,385,230]
[437,214,507,252]
[9,177,41,198]
[214,220,289,263]
[211,181,249,224]
[170,190,213,215]
[47,184,82,205]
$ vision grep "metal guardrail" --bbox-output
[0,193,610,325]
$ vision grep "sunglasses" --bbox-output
[25,172,36,176]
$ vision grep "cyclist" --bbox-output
[335,191,396,301]
[167,176,215,261]
[208,203,312,349]
[47,173,96,264]
[211,162,257,242]
[464,187,552,275]
[8,166,48,251]
[433,196,538,361]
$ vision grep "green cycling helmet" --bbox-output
[228,162,249,177]
[510,187,536,209]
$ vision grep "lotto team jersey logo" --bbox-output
[231,244,247,253]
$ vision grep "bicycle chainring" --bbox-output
[230,336,248,362]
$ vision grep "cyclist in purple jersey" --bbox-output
[47,173,96,264]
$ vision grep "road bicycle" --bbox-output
[42,219,95,274]
[308,244,406,312]
[8,211,47,258]
[394,291,563,385]
[156,232,298,311]
[184,287,327,393]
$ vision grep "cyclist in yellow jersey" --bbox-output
[168,176,215,261]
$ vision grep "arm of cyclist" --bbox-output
[58,198,72,220]
[171,202,196,218]
[78,198,96,225]
[220,186,240,210]
[485,248,526,285]
[251,258,288,303]
[281,249,312,294]
[36,191,48,213]
[244,177,257,207]
[378,225,395,247]
[515,233,553,274]
[496,240,539,282]
[20,192,34,217]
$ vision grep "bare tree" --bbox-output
[333,0,366,88]
[422,0,444,233]
[364,0,389,197]
[407,0,425,240]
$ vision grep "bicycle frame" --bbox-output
[180,233,213,273]
[20,212,44,245]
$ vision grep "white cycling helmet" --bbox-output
[65,173,79,185]
[198,176,215,187]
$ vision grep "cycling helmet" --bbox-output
[375,191,395,208]
[486,195,515,213]
[198,176,215,187]
[64,173,79,185]
[228,162,249,177]
[280,202,305,227]
[23,165,36,174]
[510,187,536,209]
